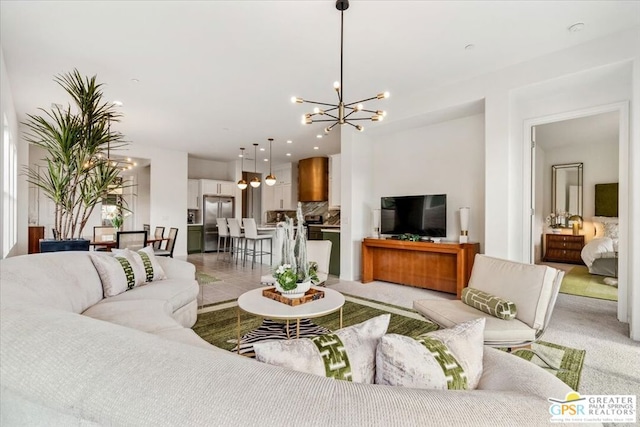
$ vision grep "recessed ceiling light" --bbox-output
[264,158,268,162]
[464,44,475,51]
[287,140,292,144]
[314,146,319,150]
[112,100,123,107]
[238,154,244,158]
[316,134,323,139]
[286,153,291,156]
[568,22,585,32]
[260,148,265,151]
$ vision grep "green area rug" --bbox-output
[511,342,585,391]
[193,296,438,354]
[560,266,617,301]
[193,296,585,390]
[195,272,219,286]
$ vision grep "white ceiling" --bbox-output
[2,1,639,165]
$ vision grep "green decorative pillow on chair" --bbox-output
[461,287,517,320]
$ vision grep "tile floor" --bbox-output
[185,252,455,309]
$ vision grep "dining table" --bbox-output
[89,237,169,251]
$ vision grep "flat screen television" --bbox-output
[380,194,446,237]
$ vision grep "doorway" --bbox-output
[524,102,629,322]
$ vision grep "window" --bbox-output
[2,113,17,258]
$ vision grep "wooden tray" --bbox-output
[262,287,325,306]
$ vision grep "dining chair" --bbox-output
[153,226,165,250]
[242,218,272,269]
[216,218,230,260]
[93,226,117,251]
[226,219,245,265]
[143,224,151,232]
[154,227,178,257]
[116,230,148,251]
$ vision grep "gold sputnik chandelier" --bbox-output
[291,0,389,133]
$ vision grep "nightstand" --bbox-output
[543,234,585,264]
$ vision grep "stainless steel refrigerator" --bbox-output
[203,195,234,252]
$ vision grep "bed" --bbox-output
[580,183,618,279]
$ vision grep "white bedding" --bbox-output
[581,237,615,268]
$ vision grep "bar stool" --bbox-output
[216,218,230,260]
[226,218,245,265]
[242,218,272,269]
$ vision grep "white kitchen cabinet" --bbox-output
[201,179,235,196]
[329,154,341,208]
[187,179,201,209]
[262,163,298,212]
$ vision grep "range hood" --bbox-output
[298,157,328,202]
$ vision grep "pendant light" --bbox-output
[250,143,261,188]
[265,138,277,186]
[237,147,248,190]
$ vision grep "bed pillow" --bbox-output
[592,216,618,238]
[375,318,485,390]
[253,314,390,384]
[90,252,144,297]
[461,287,517,320]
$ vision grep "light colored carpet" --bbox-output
[543,293,640,404]
[560,266,617,301]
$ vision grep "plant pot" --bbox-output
[274,280,312,299]
[39,239,90,253]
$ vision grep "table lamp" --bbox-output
[569,215,583,236]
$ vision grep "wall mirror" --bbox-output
[551,162,583,224]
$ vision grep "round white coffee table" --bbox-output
[237,286,345,344]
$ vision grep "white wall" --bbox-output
[340,128,374,281]
[125,143,189,257]
[372,113,485,246]
[133,166,151,230]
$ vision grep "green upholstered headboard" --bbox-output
[595,183,618,217]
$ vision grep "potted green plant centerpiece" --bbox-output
[23,69,127,252]
[273,203,319,298]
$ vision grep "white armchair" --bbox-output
[413,254,564,348]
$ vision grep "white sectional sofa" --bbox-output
[1,251,588,426]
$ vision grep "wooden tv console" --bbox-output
[361,238,480,299]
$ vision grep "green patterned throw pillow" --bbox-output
[375,318,485,390]
[461,287,517,320]
[253,314,390,384]
[90,252,145,297]
[112,246,167,283]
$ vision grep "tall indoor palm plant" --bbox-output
[24,69,127,241]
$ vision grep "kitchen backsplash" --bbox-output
[265,201,340,225]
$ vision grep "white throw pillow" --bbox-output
[112,246,166,283]
[253,314,390,384]
[90,252,145,297]
[375,318,485,390]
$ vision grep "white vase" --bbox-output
[275,280,311,299]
